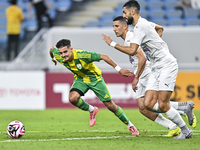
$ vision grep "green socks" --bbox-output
[73,98,89,111]
[73,99,130,126]
[114,106,129,125]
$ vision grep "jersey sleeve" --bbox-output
[90,52,101,62]
[78,51,101,62]
[52,47,59,55]
[52,48,63,60]
[148,21,156,29]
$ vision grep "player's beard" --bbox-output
[127,16,134,25]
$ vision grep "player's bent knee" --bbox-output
[144,101,152,110]
[158,102,170,113]
[138,104,146,114]
[69,95,79,105]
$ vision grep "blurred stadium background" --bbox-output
[0,0,200,110]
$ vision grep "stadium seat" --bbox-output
[49,9,57,20]
[0,1,9,5]
[148,8,165,20]
[147,0,164,10]
[18,0,25,12]
[165,8,183,19]
[183,8,200,18]
[138,0,147,9]
[49,0,56,4]
[0,2,9,10]
[25,17,38,31]
[140,8,148,19]
[56,0,72,12]
[115,1,124,10]
[101,10,115,19]
[167,18,184,26]
[0,27,7,49]
[84,19,99,28]
[99,17,113,27]
[151,18,167,26]
[0,17,6,27]
[163,0,179,9]
[114,7,123,17]
[184,17,200,26]
[0,8,6,18]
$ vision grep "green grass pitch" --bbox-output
[0,109,199,150]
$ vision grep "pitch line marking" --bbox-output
[1,133,200,143]
[1,130,200,133]
[0,136,128,143]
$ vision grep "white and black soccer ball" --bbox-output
[7,121,25,138]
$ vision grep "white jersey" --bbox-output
[124,31,151,79]
[130,17,177,70]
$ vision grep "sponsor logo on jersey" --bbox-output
[142,46,151,53]
[129,56,135,64]
[76,64,82,69]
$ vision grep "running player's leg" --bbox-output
[69,82,98,127]
[157,63,192,139]
[137,97,180,137]
[152,100,196,127]
[93,78,139,135]
[170,101,196,127]
[144,65,192,139]
[103,100,139,135]
[158,91,192,139]
[137,76,180,136]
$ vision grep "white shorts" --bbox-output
[145,62,178,91]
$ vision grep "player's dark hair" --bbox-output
[56,39,71,48]
[123,0,140,13]
[9,0,17,5]
[113,16,127,24]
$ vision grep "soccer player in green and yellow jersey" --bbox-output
[49,39,139,135]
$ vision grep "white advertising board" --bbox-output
[0,71,45,110]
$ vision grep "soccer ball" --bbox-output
[7,121,25,138]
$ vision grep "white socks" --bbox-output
[165,107,186,128]
[127,120,134,128]
[178,110,186,116]
[169,101,178,109]
[152,102,186,116]
[152,102,161,112]
[88,105,95,113]
[154,114,177,129]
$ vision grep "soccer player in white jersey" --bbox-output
[102,16,196,137]
[102,1,193,139]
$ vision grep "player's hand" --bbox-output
[119,69,134,77]
[101,33,112,45]
[52,58,57,66]
[132,76,139,92]
[50,46,57,65]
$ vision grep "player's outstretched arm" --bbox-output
[49,46,57,66]
[132,48,147,92]
[100,54,133,77]
[101,33,139,56]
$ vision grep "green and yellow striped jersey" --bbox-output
[52,48,102,83]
